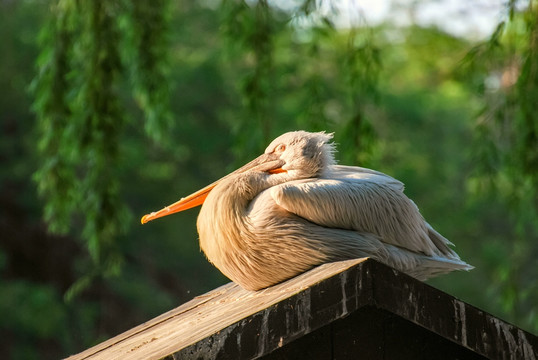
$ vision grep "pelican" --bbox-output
[142,131,472,291]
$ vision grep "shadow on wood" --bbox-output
[65,258,538,360]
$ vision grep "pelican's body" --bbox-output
[143,131,472,291]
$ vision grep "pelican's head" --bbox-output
[264,131,336,179]
[141,130,336,224]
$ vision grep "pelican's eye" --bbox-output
[275,144,286,153]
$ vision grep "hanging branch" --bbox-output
[220,0,276,156]
[339,26,381,166]
[515,3,538,186]
[462,0,538,332]
[74,0,127,275]
[32,0,172,299]
[120,0,173,145]
[293,6,335,132]
[32,0,77,235]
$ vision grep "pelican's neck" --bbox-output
[216,171,287,206]
[196,171,287,261]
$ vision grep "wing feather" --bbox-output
[328,165,405,191]
[270,167,453,257]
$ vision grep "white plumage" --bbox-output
[142,130,473,290]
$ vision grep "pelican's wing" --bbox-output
[270,169,453,257]
[327,165,405,191]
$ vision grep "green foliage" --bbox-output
[2,1,538,359]
[460,1,538,332]
[119,0,173,144]
[220,0,280,155]
[32,1,76,235]
[32,0,172,297]
[338,27,381,166]
[218,1,380,166]
[1,281,67,339]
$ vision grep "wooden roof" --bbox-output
[65,258,538,360]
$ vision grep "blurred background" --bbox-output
[1,0,537,358]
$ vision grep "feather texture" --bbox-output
[144,130,473,291]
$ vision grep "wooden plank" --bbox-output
[175,259,374,359]
[369,262,538,360]
[65,258,538,360]
[65,258,369,360]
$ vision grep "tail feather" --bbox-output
[382,240,473,281]
[426,222,457,257]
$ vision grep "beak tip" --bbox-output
[141,215,149,225]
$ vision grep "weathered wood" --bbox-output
[265,307,488,360]
[65,258,369,360]
[65,258,538,360]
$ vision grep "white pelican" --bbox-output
[142,131,472,291]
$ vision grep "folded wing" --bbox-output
[270,165,456,258]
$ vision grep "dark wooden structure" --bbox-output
[66,258,537,360]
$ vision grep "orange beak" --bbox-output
[141,153,286,224]
[141,182,217,224]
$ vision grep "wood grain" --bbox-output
[65,258,369,360]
